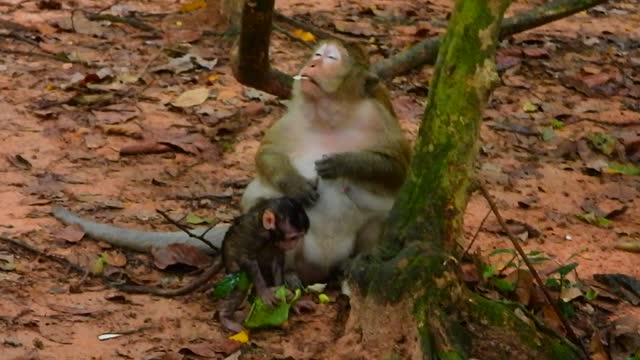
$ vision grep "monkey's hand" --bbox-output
[292,299,315,315]
[284,271,304,290]
[276,175,318,206]
[315,153,350,179]
[257,286,279,307]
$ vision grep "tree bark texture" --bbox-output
[231,0,292,98]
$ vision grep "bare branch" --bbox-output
[114,260,223,296]
[372,0,608,80]
[475,182,586,355]
[155,209,219,253]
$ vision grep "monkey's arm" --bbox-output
[315,148,409,191]
[243,258,278,306]
[256,136,318,206]
[272,254,284,286]
[52,206,227,254]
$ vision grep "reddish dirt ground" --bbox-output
[0,0,639,359]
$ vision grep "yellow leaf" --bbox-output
[180,0,206,12]
[318,293,331,304]
[46,84,56,90]
[175,21,183,26]
[208,75,218,83]
[292,29,316,42]
[229,329,249,343]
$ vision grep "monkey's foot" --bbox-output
[292,299,315,315]
[220,316,245,333]
[284,271,304,290]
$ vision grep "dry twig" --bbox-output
[0,234,222,297]
[0,235,86,273]
[155,209,219,253]
[114,260,222,296]
[460,209,492,259]
[474,181,586,355]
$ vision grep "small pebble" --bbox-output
[565,235,572,241]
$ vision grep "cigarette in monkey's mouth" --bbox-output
[293,75,309,80]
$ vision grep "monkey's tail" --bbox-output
[51,206,227,254]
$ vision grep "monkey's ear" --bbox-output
[262,209,277,230]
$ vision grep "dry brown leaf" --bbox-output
[588,331,609,360]
[522,47,549,58]
[104,292,132,304]
[150,243,212,270]
[171,87,210,108]
[333,20,377,36]
[6,154,32,170]
[614,236,640,253]
[103,250,127,267]
[506,269,534,306]
[70,11,105,37]
[47,303,102,316]
[101,123,144,139]
[53,224,85,243]
[540,304,565,335]
[120,142,172,155]
[84,133,106,149]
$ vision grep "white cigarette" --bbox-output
[293,75,309,80]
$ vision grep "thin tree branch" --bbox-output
[475,182,587,357]
[114,260,222,296]
[85,11,160,34]
[0,234,222,297]
[155,209,219,253]
[231,0,293,98]
[0,235,86,273]
[461,209,492,259]
[372,0,608,80]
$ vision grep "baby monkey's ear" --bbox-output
[262,209,277,230]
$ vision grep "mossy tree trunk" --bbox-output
[346,0,582,359]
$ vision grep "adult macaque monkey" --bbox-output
[52,40,411,284]
[241,40,411,283]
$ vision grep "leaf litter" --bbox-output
[1,0,640,359]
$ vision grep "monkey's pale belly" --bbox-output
[301,180,369,268]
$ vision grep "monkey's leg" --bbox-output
[217,288,248,333]
[354,216,385,255]
[291,248,331,285]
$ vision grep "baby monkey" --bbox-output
[218,197,310,333]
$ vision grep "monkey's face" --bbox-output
[261,206,307,251]
[276,220,305,251]
[296,42,351,100]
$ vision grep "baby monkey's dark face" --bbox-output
[261,197,310,251]
[276,220,306,251]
